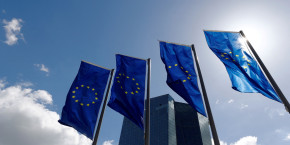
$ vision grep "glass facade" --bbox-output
[118,94,212,145]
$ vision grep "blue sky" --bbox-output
[1,0,290,145]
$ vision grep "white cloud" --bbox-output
[16,82,33,87]
[0,82,92,145]
[102,140,114,145]
[264,107,286,118]
[213,136,258,145]
[220,140,228,145]
[34,64,50,76]
[216,99,220,104]
[0,79,6,89]
[285,134,290,141]
[3,18,24,45]
[228,99,234,104]
[274,129,290,141]
[230,136,258,145]
[240,104,249,109]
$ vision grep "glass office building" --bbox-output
[118,94,212,145]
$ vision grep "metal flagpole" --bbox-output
[239,30,290,113]
[144,58,151,145]
[92,69,115,145]
[191,45,220,145]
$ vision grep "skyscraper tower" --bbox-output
[118,94,212,145]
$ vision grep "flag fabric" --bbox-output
[160,41,207,116]
[204,31,281,103]
[59,61,111,140]
[108,54,147,129]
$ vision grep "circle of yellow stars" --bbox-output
[220,51,251,69]
[71,85,98,107]
[115,73,141,96]
[167,63,193,83]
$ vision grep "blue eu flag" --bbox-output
[108,54,147,129]
[204,31,281,103]
[59,61,111,140]
[160,41,207,116]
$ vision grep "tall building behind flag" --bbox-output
[160,41,206,116]
[118,94,211,145]
[59,61,111,140]
[108,54,147,129]
[204,31,282,103]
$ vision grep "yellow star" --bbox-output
[243,66,247,69]
[121,86,123,89]
[248,63,251,66]
[247,60,250,62]
[233,60,236,62]
[132,78,135,81]
[116,77,119,79]
[188,74,191,76]
[87,104,90,107]
[168,66,172,68]
[123,74,125,76]
[118,80,120,83]
[131,92,134,95]
[225,58,229,60]
[72,96,75,98]
[92,88,95,91]
[95,97,98,100]
[243,56,246,58]
[80,103,84,106]
[137,87,140,90]
[119,73,121,76]
[127,76,129,79]
[175,64,178,66]
[135,91,138,93]
[136,83,139,86]
[95,93,98,95]
[224,53,227,54]
[187,77,190,79]
[185,71,188,73]
[87,86,90,89]
[181,67,183,69]
[236,55,239,57]
[81,85,84,87]
[183,80,186,82]
[76,87,79,89]
[229,52,232,54]
[75,100,78,102]
[221,55,224,57]
[125,91,128,94]
[72,91,75,93]
[92,101,95,104]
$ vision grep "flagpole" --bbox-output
[191,45,220,145]
[92,69,115,145]
[144,58,151,145]
[239,30,290,113]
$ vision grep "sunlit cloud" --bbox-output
[216,99,220,104]
[34,64,50,76]
[0,79,6,89]
[284,134,290,141]
[231,136,258,145]
[102,140,114,145]
[228,99,234,104]
[213,136,258,145]
[0,80,92,145]
[274,129,290,141]
[3,18,24,45]
[264,107,286,118]
[240,104,249,110]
